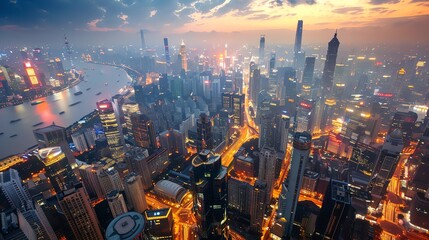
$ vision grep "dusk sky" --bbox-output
[1,0,429,46]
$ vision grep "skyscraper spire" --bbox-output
[321,31,340,96]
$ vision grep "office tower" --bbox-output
[250,68,261,108]
[144,208,174,239]
[121,102,140,137]
[277,132,311,238]
[23,61,42,89]
[124,146,151,189]
[302,57,316,93]
[78,164,104,199]
[159,129,187,156]
[58,183,103,240]
[33,124,76,172]
[159,73,169,93]
[38,147,77,193]
[259,111,289,153]
[0,168,32,211]
[313,180,356,240]
[269,52,276,76]
[97,99,125,160]
[319,98,337,132]
[140,29,146,50]
[294,20,304,67]
[221,92,245,127]
[410,191,429,231]
[164,38,171,69]
[106,190,128,218]
[321,32,340,96]
[71,131,89,152]
[196,113,214,152]
[228,177,252,215]
[130,112,157,151]
[258,147,277,203]
[190,150,228,239]
[259,35,265,66]
[368,129,404,207]
[250,180,267,232]
[296,99,315,133]
[105,212,147,239]
[123,172,148,213]
[180,40,187,71]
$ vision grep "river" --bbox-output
[0,61,132,159]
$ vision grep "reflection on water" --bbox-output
[0,62,131,158]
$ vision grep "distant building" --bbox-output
[196,113,214,152]
[221,92,245,127]
[144,208,174,239]
[159,129,187,156]
[131,112,157,151]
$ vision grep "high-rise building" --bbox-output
[38,147,77,193]
[228,177,252,215]
[130,112,157,151]
[105,212,147,240]
[258,147,277,203]
[250,67,261,107]
[33,124,77,173]
[123,172,148,213]
[180,40,187,71]
[140,29,146,51]
[78,164,104,199]
[159,129,187,156]
[106,190,128,218]
[389,111,418,143]
[294,20,304,67]
[58,183,103,240]
[23,61,42,89]
[368,129,404,207]
[190,150,228,239]
[301,57,316,96]
[321,32,340,96]
[97,99,125,160]
[144,208,174,239]
[221,92,245,127]
[295,99,316,133]
[313,180,356,240]
[250,180,267,232]
[121,102,140,138]
[276,132,311,238]
[196,113,214,152]
[164,37,171,69]
[259,111,290,153]
[125,146,151,189]
[259,35,265,66]
[269,52,276,76]
[0,168,32,211]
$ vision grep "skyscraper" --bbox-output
[144,208,174,239]
[302,57,316,87]
[276,132,311,238]
[0,168,32,211]
[313,180,356,240]
[164,37,171,69]
[123,172,148,213]
[258,147,277,203]
[294,20,303,67]
[58,183,104,240]
[23,61,42,89]
[221,92,245,127]
[259,35,265,66]
[106,190,128,218]
[321,32,340,96]
[190,150,228,239]
[197,113,214,152]
[140,29,146,50]
[97,99,125,160]
[124,146,151,189]
[159,129,187,156]
[38,147,77,193]
[130,112,157,151]
[250,68,261,107]
[105,212,147,240]
[250,180,267,232]
[368,129,404,207]
[180,40,187,71]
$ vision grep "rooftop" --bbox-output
[105,212,145,240]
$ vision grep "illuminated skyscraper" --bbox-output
[295,99,315,133]
[144,208,174,239]
[159,129,187,156]
[259,35,265,66]
[250,180,267,232]
[38,147,77,193]
[97,99,125,160]
[180,40,187,71]
[368,129,404,207]
[221,92,245,127]
[190,150,228,239]
[321,32,340,96]
[276,132,311,238]
[258,147,277,203]
[23,61,42,89]
[301,57,316,97]
[164,38,171,70]
[58,183,103,240]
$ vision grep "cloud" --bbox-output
[286,0,317,6]
[370,7,397,13]
[368,0,400,5]
[332,7,364,14]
